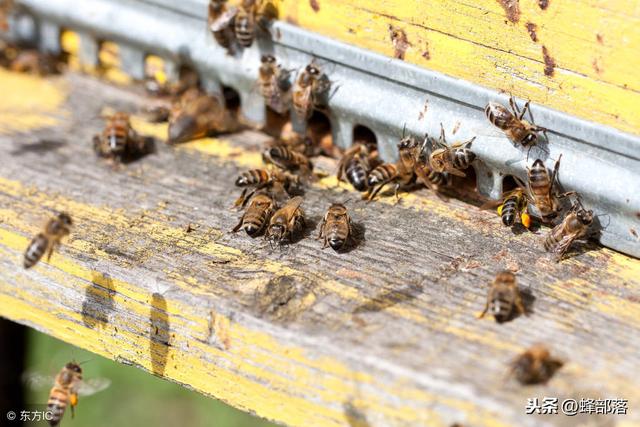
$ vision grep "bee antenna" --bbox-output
[78,358,93,366]
[401,123,406,139]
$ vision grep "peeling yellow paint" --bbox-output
[0,69,67,134]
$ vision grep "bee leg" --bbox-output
[393,184,402,204]
[477,301,489,319]
[366,183,386,202]
[515,295,526,316]
[231,214,245,233]
[556,190,577,200]
[46,242,56,262]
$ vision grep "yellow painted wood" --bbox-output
[2,69,640,426]
[271,0,640,136]
[0,68,67,133]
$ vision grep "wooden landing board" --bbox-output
[0,69,639,427]
[273,0,640,137]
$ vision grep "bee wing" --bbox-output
[487,102,514,128]
[551,233,579,259]
[21,372,55,391]
[281,196,304,217]
[77,377,111,397]
[210,7,238,31]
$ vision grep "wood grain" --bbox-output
[0,71,639,427]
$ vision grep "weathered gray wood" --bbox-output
[0,72,638,427]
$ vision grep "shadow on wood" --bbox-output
[150,293,169,376]
[81,272,116,329]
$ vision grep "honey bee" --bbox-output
[93,112,151,161]
[428,124,476,177]
[232,192,275,237]
[292,62,331,121]
[233,168,300,206]
[336,143,377,192]
[21,361,111,427]
[524,155,574,221]
[266,196,306,245]
[258,54,292,114]
[318,203,353,251]
[23,212,72,269]
[485,96,545,146]
[510,344,563,385]
[168,90,237,143]
[209,1,238,53]
[365,163,415,202]
[478,271,525,322]
[544,198,593,261]
[47,362,83,426]
[263,145,313,175]
[235,0,273,47]
[482,188,531,229]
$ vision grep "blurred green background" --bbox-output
[24,328,278,427]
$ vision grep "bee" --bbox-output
[510,344,563,385]
[482,188,531,229]
[29,361,111,427]
[258,54,292,114]
[266,196,306,245]
[318,203,353,251]
[524,155,574,221]
[292,62,331,121]
[544,198,593,261]
[428,124,476,177]
[23,212,72,269]
[209,1,238,53]
[485,96,545,146]
[478,271,525,322]
[234,0,268,47]
[233,168,300,206]
[46,362,83,426]
[168,90,237,143]
[336,143,377,192]
[365,162,415,202]
[232,192,275,237]
[93,112,151,161]
[263,145,313,175]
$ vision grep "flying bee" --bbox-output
[209,2,238,53]
[233,168,300,206]
[23,212,72,269]
[292,62,331,121]
[428,124,476,177]
[336,143,377,192]
[168,90,238,143]
[24,361,110,427]
[232,192,275,237]
[318,203,353,251]
[93,112,151,161]
[544,198,593,261]
[523,155,574,222]
[510,344,563,385]
[478,271,525,322]
[266,196,305,245]
[263,145,313,175]
[258,54,292,114]
[485,96,546,147]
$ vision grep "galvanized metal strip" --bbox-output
[11,0,640,258]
